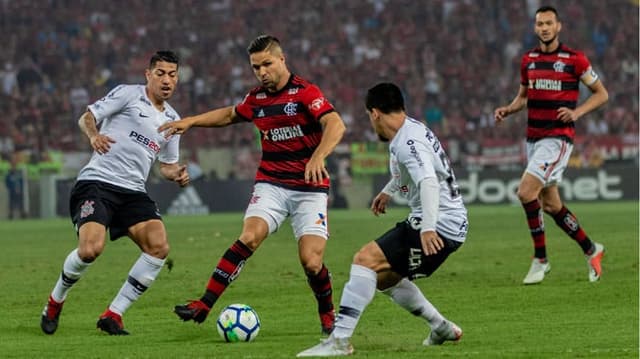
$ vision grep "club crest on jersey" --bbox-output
[553,60,566,73]
[315,213,326,226]
[283,102,298,116]
[80,200,95,219]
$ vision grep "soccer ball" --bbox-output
[216,304,261,342]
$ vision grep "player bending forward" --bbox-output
[298,82,468,357]
[40,51,189,335]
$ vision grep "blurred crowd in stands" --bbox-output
[0,0,637,173]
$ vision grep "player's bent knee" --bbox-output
[352,246,377,268]
[77,246,103,262]
[300,256,323,275]
[143,240,169,259]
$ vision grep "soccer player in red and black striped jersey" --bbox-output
[494,6,608,285]
[159,35,345,334]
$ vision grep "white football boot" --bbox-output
[522,257,551,285]
[423,320,463,346]
[297,336,354,357]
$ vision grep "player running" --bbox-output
[494,5,608,284]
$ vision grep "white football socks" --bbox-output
[51,249,92,303]
[109,253,165,315]
[332,264,377,339]
[381,278,445,330]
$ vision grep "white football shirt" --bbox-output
[78,84,181,192]
[387,117,468,242]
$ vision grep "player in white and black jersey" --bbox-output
[298,83,468,357]
[40,51,190,336]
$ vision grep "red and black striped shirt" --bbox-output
[235,74,336,193]
[520,43,593,143]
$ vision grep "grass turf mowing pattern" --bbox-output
[0,202,637,358]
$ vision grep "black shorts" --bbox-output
[375,219,463,280]
[69,180,162,240]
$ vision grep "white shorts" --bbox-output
[525,138,573,187]
[244,182,329,240]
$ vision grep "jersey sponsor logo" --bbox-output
[139,112,149,118]
[530,79,562,91]
[165,112,176,121]
[558,52,570,58]
[80,200,95,219]
[249,194,261,204]
[287,87,299,95]
[267,124,304,142]
[261,130,270,141]
[553,60,566,72]
[257,109,266,118]
[528,62,536,70]
[406,139,424,167]
[129,130,161,153]
[283,102,298,116]
[256,92,267,99]
[309,97,325,111]
[528,52,540,58]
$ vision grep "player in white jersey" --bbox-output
[40,51,190,336]
[298,83,468,357]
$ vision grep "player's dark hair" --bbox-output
[536,5,560,21]
[247,35,281,54]
[365,82,405,114]
[149,50,180,69]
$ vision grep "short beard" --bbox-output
[538,34,557,47]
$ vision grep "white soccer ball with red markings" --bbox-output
[216,304,261,342]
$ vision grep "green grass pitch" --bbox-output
[0,202,637,358]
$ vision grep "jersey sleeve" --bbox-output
[575,52,599,86]
[159,108,181,164]
[395,138,437,185]
[234,93,256,122]
[87,85,132,125]
[302,84,335,121]
[520,54,530,86]
[158,134,180,164]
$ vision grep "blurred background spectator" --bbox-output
[0,0,636,177]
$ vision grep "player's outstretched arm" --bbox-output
[160,162,190,187]
[78,110,115,155]
[158,106,238,137]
